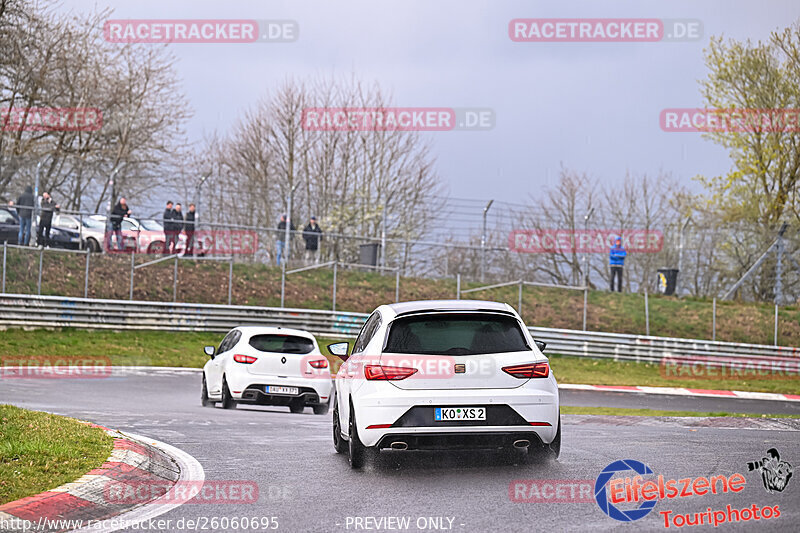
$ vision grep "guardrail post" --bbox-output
[2,241,6,293]
[395,269,400,303]
[517,279,523,315]
[774,304,779,346]
[129,251,135,300]
[456,273,461,300]
[228,256,233,305]
[712,297,716,341]
[644,290,650,336]
[332,262,338,311]
[173,255,178,303]
[37,247,43,295]
[582,287,588,331]
[84,248,90,298]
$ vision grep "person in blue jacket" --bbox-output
[609,236,626,292]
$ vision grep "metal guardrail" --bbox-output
[0,294,797,368]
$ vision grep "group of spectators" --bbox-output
[276,215,322,266]
[11,186,60,247]
[161,200,197,254]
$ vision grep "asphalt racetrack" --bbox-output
[2,369,798,532]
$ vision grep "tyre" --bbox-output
[201,375,212,407]
[289,400,305,414]
[548,414,561,459]
[221,377,236,409]
[348,406,371,469]
[332,402,347,454]
[147,241,164,255]
[86,238,101,253]
[313,402,329,415]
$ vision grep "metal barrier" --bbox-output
[0,293,797,368]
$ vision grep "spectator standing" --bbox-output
[276,214,295,266]
[609,236,627,292]
[109,198,131,251]
[302,216,323,264]
[37,192,59,247]
[172,203,184,254]
[16,185,34,245]
[162,201,177,254]
[184,203,196,256]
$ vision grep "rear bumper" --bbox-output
[227,374,333,403]
[353,383,559,447]
[376,431,544,451]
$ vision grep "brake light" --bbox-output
[233,354,257,364]
[309,359,328,369]
[364,365,418,380]
[502,362,549,378]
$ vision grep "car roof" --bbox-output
[234,326,317,339]
[382,300,516,319]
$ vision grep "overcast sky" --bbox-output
[60,0,800,210]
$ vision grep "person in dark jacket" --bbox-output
[609,236,627,292]
[109,198,130,251]
[162,201,177,254]
[184,203,196,256]
[302,216,323,264]
[172,203,184,254]
[276,214,295,266]
[37,192,59,247]
[16,186,34,245]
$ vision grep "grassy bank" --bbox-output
[1,329,797,395]
[561,406,800,419]
[0,405,114,504]
[3,248,800,345]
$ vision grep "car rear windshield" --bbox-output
[384,313,530,355]
[248,334,314,354]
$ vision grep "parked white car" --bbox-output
[202,326,334,414]
[330,300,560,468]
[52,214,106,252]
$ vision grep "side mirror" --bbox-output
[327,342,350,361]
[204,345,216,359]
[535,340,547,353]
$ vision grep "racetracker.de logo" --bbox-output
[661,358,800,381]
[509,479,595,503]
[104,480,258,504]
[509,229,663,254]
[1,107,102,131]
[660,108,800,132]
[301,108,495,132]
[0,356,112,379]
[509,19,702,42]
[104,20,298,43]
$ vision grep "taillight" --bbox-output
[309,359,328,369]
[502,362,549,379]
[364,365,418,380]
[233,354,257,364]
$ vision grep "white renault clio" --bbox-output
[330,300,560,468]
[202,326,333,414]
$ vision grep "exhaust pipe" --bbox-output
[390,441,408,450]
[513,439,531,449]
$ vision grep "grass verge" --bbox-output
[0,405,114,504]
[1,329,797,395]
[561,406,800,419]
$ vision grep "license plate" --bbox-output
[266,385,299,395]
[435,407,486,421]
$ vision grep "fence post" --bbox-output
[644,290,650,336]
[456,273,461,300]
[332,262,337,311]
[712,297,716,341]
[173,255,178,303]
[774,304,779,346]
[582,287,588,331]
[129,251,134,300]
[395,269,400,303]
[517,280,523,315]
[228,256,233,305]
[37,248,43,295]
[84,249,90,298]
[2,241,6,293]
